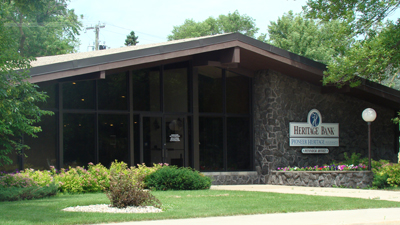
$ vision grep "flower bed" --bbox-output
[277,164,367,172]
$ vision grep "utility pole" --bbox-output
[86,22,105,51]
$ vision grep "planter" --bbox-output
[268,170,373,188]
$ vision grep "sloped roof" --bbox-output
[28,33,400,110]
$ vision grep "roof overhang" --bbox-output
[28,33,400,110]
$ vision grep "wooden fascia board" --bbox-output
[28,42,243,83]
[28,40,323,83]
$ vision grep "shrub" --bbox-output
[54,163,110,193]
[17,168,54,187]
[372,161,400,188]
[372,173,390,189]
[106,167,161,209]
[144,166,211,191]
[132,163,167,183]
[0,173,37,188]
[343,152,363,165]
[0,183,58,201]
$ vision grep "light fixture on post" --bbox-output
[362,108,377,171]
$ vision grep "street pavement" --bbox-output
[93,185,400,225]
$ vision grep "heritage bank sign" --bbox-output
[289,109,339,147]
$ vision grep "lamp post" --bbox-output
[362,108,377,171]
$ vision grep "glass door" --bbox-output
[164,116,185,167]
[142,116,186,167]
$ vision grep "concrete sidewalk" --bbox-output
[94,185,400,225]
[211,184,400,202]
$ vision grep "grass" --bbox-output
[1,190,400,225]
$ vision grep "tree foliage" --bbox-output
[303,0,400,88]
[124,31,139,46]
[260,11,353,64]
[0,8,54,166]
[167,10,259,40]
[0,0,82,57]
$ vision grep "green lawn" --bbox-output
[1,190,400,225]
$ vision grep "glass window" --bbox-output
[63,80,95,109]
[226,71,249,114]
[227,117,250,171]
[199,117,223,171]
[98,73,128,110]
[63,113,95,167]
[0,152,19,173]
[24,114,57,170]
[132,68,160,112]
[36,83,58,109]
[198,67,223,113]
[164,67,188,112]
[98,114,129,167]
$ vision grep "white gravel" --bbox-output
[62,204,162,213]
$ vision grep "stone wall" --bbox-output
[268,171,374,188]
[253,69,397,178]
[202,172,264,185]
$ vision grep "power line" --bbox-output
[85,21,105,50]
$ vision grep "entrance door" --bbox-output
[142,116,186,167]
[164,116,185,167]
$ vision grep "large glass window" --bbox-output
[98,114,129,167]
[198,67,223,113]
[24,114,57,170]
[63,80,95,109]
[63,113,95,167]
[226,71,249,114]
[36,83,58,109]
[98,73,128,110]
[0,152,19,173]
[198,68,252,171]
[164,66,188,112]
[227,117,250,170]
[199,117,223,171]
[132,68,160,112]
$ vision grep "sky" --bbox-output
[68,0,309,52]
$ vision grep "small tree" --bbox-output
[124,31,139,46]
[0,20,53,166]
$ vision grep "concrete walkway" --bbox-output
[95,185,400,225]
[211,184,400,202]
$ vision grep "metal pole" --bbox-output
[368,122,371,171]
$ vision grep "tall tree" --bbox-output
[0,18,53,166]
[168,10,259,40]
[260,11,353,64]
[303,0,400,88]
[124,31,139,46]
[0,0,82,57]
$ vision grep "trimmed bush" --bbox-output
[106,166,161,209]
[0,184,58,201]
[144,166,211,191]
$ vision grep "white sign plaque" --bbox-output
[169,134,180,142]
[301,148,329,154]
[289,109,339,147]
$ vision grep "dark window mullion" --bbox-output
[222,69,227,171]
[59,82,64,169]
[95,80,99,164]
[129,70,134,167]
